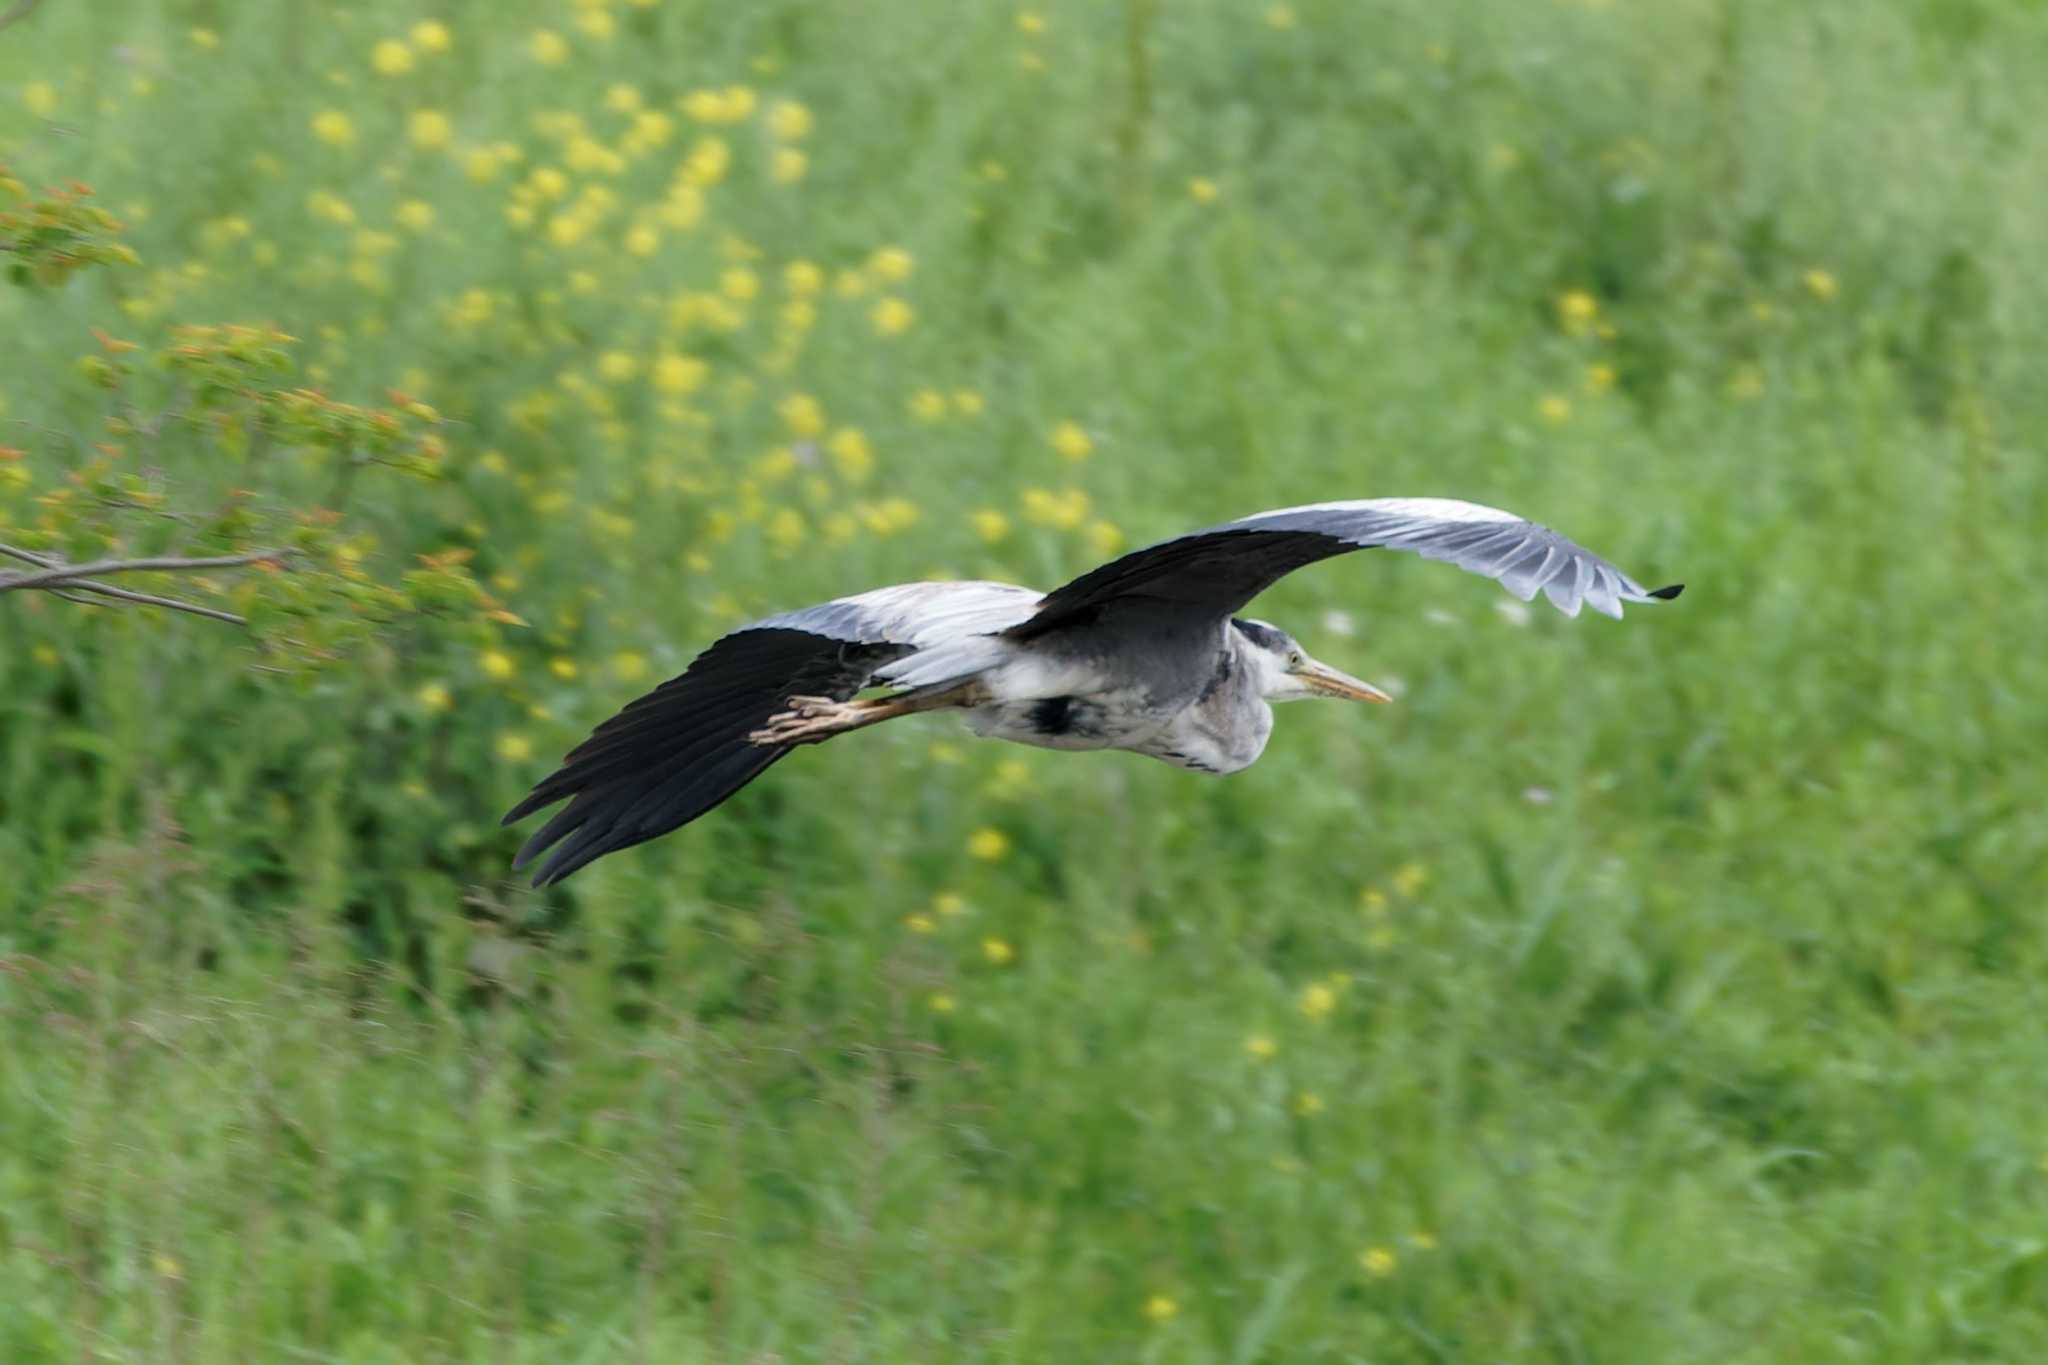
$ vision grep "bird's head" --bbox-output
[1233,618,1393,705]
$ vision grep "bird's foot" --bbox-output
[748,695,859,746]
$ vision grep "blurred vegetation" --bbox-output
[3,0,2046,1360]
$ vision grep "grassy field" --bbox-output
[5,0,2048,1359]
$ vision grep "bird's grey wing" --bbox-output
[1008,496,1681,639]
[503,581,1035,886]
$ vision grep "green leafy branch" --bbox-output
[4,178,519,670]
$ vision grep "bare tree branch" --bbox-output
[0,541,253,626]
[0,548,287,592]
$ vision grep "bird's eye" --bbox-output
[1288,650,1303,666]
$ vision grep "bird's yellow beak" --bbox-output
[1292,658,1393,703]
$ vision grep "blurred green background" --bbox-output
[4,1,2047,1360]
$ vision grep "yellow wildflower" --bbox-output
[479,650,516,680]
[395,200,435,232]
[871,297,915,337]
[1266,4,1299,30]
[766,507,807,553]
[653,353,707,395]
[1298,982,1337,1020]
[1536,394,1572,425]
[721,266,759,301]
[525,168,568,204]
[495,732,534,763]
[660,186,704,228]
[612,650,649,682]
[604,83,643,115]
[575,8,615,40]
[771,147,809,183]
[408,109,452,150]
[547,212,589,248]
[411,20,452,54]
[1585,362,1616,395]
[971,508,1010,543]
[909,389,947,422]
[530,29,569,65]
[953,389,986,417]
[967,827,1011,861]
[928,993,957,1013]
[625,109,673,153]
[371,39,415,76]
[548,657,578,680]
[1021,487,1089,530]
[1556,288,1599,334]
[933,892,968,917]
[870,246,915,282]
[189,28,220,50]
[1050,420,1093,461]
[1086,520,1124,558]
[1391,862,1428,897]
[1188,177,1219,204]
[416,681,452,712]
[981,937,1016,965]
[769,100,813,140]
[1803,267,1838,301]
[1017,11,1047,35]
[1360,1246,1398,1278]
[827,428,874,481]
[779,392,825,438]
[1245,1034,1277,1061]
[684,135,730,186]
[1294,1090,1326,1116]
[784,260,824,296]
[311,110,357,148]
[680,88,729,122]
[625,222,660,257]
[1142,1294,1177,1323]
[904,913,937,934]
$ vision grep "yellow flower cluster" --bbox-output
[37,16,1143,786]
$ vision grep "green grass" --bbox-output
[5,0,2048,1359]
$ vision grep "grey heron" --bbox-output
[505,497,1680,885]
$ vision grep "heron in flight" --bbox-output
[505,498,1680,884]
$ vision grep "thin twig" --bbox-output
[47,580,248,625]
[0,542,51,568]
[0,548,287,592]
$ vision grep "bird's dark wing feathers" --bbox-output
[503,628,910,886]
[1009,496,1681,639]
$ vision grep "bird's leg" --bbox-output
[748,681,983,747]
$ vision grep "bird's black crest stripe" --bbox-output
[1229,618,1287,651]
[1648,583,1685,600]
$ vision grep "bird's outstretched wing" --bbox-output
[503,581,1034,886]
[1008,497,1681,640]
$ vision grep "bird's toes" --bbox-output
[749,699,847,746]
